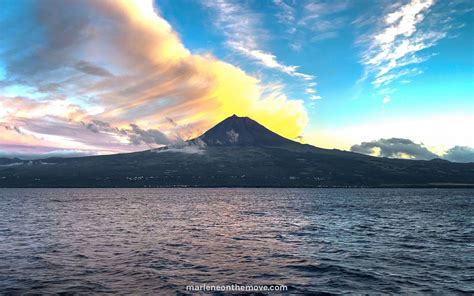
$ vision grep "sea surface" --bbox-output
[0,188,472,295]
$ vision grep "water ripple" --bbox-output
[0,188,472,294]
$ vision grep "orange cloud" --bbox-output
[82,0,308,138]
[0,0,308,156]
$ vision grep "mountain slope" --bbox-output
[198,114,299,147]
[0,115,473,188]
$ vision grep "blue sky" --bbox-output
[159,0,473,127]
[0,0,473,161]
[156,0,474,154]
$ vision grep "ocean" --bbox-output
[0,188,472,294]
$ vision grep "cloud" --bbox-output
[128,124,171,146]
[84,119,171,146]
[273,0,350,49]
[351,138,440,160]
[299,1,350,39]
[154,138,207,155]
[271,0,350,100]
[202,0,317,93]
[273,0,296,33]
[372,67,422,88]
[226,129,239,144]
[230,45,314,81]
[0,123,126,158]
[74,61,114,77]
[310,31,339,42]
[361,0,435,84]
[309,95,322,100]
[443,146,474,163]
[376,0,434,44]
[166,117,178,127]
[382,96,391,104]
[350,138,474,163]
[273,0,350,36]
[309,112,474,153]
[358,0,467,92]
[2,124,22,134]
[0,0,308,157]
[0,149,102,160]
[0,111,175,159]
[84,119,115,133]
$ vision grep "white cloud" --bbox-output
[310,31,339,42]
[273,0,296,33]
[382,96,391,104]
[372,68,422,88]
[299,1,350,41]
[270,1,352,99]
[232,44,314,81]
[203,0,314,82]
[377,88,397,95]
[376,0,434,44]
[359,0,464,93]
[274,0,350,43]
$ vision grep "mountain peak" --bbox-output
[198,115,299,147]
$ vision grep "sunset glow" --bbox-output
[0,0,473,160]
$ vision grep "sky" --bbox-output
[0,0,473,161]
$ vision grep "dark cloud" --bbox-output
[128,124,171,146]
[37,83,61,92]
[350,138,439,160]
[84,119,114,133]
[74,61,113,77]
[83,119,170,146]
[0,0,92,79]
[166,117,178,127]
[18,117,116,143]
[443,146,474,163]
[351,138,474,163]
[3,125,22,134]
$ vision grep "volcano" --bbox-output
[198,114,299,147]
[1,115,473,188]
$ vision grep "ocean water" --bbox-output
[0,188,472,295]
